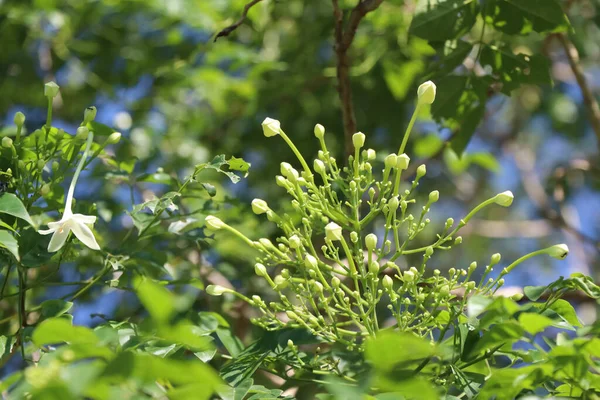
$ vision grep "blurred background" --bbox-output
[0,0,599,370]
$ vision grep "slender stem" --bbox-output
[70,263,110,301]
[398,104,421,155]
[0,263,13,302]
[45,97,53,140]
[279,130,313,179]
[64,131,94,212]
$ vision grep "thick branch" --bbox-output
[557,33,600,151]
[332,0,384,158]
[214,0,265,42]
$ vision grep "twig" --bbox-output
[332,0,384,158]
[214,0,265,42]
[556,33,600,152]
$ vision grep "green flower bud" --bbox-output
[383,275,394,291]
[40,184,51,196]
[350,231,358,243]
[497,278,505,287]
[352,132,365,149]
[37,159,45,170]
[106,132,122,144]
[314,123,325,140]
[332,276,340,288]
[439,285,450,296]
[384,153,398,169]
[262,117,281,137]
[76,126,89,140]
[417,80,436,105]
[52,161,59,172]
[425,246,434,257]
[205,215,225,230]
[545,243,569,260]
[251,198,269,215]
[325,222,343,241]
[369,261,379,275]
[445,218,454,228]
[396,153,410,170]
[13,112,25,127]
[83,106,97,124]
[206,285,229,296]
[469,261,477,273]
[44,81,60,98]
[313,281,323,294]
[388,196,399,212]
[365,149,376,160]
[403,270,415,282]
[280,162,298,183]
[365,233,378,251]
[490,253,501,265]
[416,164,427,178]
[274,275,288,288]
[305,254,318,269]
[429,190,440,203]
[314,159,326,175]
[2,137,13,148]
[288,235,301,249]
[511,293,524,301]
[255,263,267,277]
[259,238,275,249]
[493,191,514,207]
[454,236,462,245]
[287,339,295,348]
[276,175,287,187]
[286,310,299,321]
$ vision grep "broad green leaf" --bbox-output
[524,285,546,301]
[486,0,569,34]
[466,295,493,318]
[228,156,251,178]
[40,299,74,319]
[134,277,175,324]
[471,321,524,354]
[32,318,99,346]
[410,0,480,42]
[0,230,19,261]
[365,331,437,370]
[217,327,245,358]
[0,193,35,227]
[547,299,581,327]
[88,121,117,137]
[518,312,554,335]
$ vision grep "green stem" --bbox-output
[398,104,421,155]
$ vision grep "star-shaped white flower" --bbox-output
[39,206,100,252]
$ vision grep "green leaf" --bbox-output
[524,285,546,301]
[426,40,474,77]
[228,156,251,178]
[518,312,554,335]
[32,318,99,346]
[40,299,73,319]
[217,327,245,358]
[365,331,437,370]
[134,277,175,324]
[88,121,117,137]
[0,193,35,227]
[486,0,569,35]
[409,0,480,42]
[547,299,582,327]
[0,230,19,261]
[471,321,525,354]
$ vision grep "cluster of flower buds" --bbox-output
[205,81,569,350]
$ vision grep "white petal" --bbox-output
[72,214,97,225]
[47,227,71,252]
[71,221,100,250]
[38,227,57,235]
[47,220,64,230]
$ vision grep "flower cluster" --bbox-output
[205,81,568,349]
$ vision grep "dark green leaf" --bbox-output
[410,0,480,42]
[32,318,99,346]
[0,193,35,227]
[0,230,19,261]
[40,299,73,319]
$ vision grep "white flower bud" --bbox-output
[205,215,225,230]
[325,222,343,241]
[352,132,365,149]
[403,270,415,282]
[288,235,301,249]
[2,137,13,148]
[261,117,281,137]
[313,281,323,294]
[280,162,299,183]
[13,112,25,127]
[383,275,394,290]
[429,190,439,203]
[259,238,275,249]
[314,159,326,174]
[206,285,229,296]
[286,310,299,321]
[314,123,325,140]
[254,263,267,277]
[494,191,514,207]
[75,126,89,140]
[251,198,269,215]
[545,244,569,260]
[396,153,410,170]
[384,153,398,169]
[106,132,122,144]
[365,149,376,160]
[84,106,97,124]
[44,81,60,98]
[276,175,287,187]
[331,276,341,288]
[365,233,378,251]
[274,275,288,288]
[304,254,318,269]
[417,80,436,105]
[416,164,427,178]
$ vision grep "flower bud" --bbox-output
[365,233,378,251]
[52,161,59,172]
[262,117,281,137]
[511,293,524,301]
[286,310,299,321]
[276,175,287,187]
[490,253,501,265]
[383,275,394,291]
[396,154,410,170]
[314,123,325,140]
[545,244,569,260]
[445,218,454,228]
[454,236,463,245]
[325,222,343,241]
[13,112,25,127]
[251,198,269,215]
[429,190,439,203]
[2,137,13,148]
[469,261,477,272]
[313,281,323,294]
[76,126,89,140]
[369,261,379,275]
[384,153,398,169]
[365,149,376,160]
[106,132,122,144]
[274,275,288,288]
[288,235,301,249]
[417,80,436,105]
[352,132,365,149]
[37,159,45,170]
[259,238,275,250]
[314,159,326,175]
[205,215,225,230]
[304,254,318,270]
[83,106,97,124]
[206,285,229,296]
[40,184,50,196]
[254,263,267,277]
[349,231,358,244]
[439,285,450,296]
[425,246,434,257]
[403,270,415,282]
[416,164,427,178]
[493,191,514,207]
[280,162,298,182]
[388,196,399,212]
[44,81,60,98]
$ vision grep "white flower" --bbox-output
[417,81,436,105]
[262,117,281,137]
[39,207,100,252]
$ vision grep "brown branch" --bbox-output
[556,33,600,152]
[332,0,384,158]
[214,0,265,42]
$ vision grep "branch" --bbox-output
[332,0,384,158]
[214,0,265,42]
[557,33,600,152]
